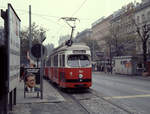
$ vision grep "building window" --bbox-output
[147,11,150,20]
[62,55,65,67]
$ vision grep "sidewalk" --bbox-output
[93,71,150,81]
[9,76,131,114]
[9,79,65,114]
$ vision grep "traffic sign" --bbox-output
[30,43,47,60]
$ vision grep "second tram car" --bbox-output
[45,43,92,88]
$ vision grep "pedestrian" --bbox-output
[107,65,110,73]
[110,65,113,74]
[104,66,107,73]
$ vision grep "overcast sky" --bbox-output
[0,0,141,47]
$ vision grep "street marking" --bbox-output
[133,88,150,93]
[103,94,150,100]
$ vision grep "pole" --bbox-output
[29,5,32,66]
[109,44,111,65]
[13,88,16,105]
[29,5,31,49]
[9,91,12,111]
[40,33,43,99]
[92,40,94,61]
[37,59,38,68]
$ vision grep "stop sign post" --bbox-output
[30,43,46,99]
[31,44,45,59]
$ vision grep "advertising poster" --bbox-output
[24,68,40,92]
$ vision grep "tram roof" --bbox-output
[50,43,90,55]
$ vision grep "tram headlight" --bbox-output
[79,74,83,79]
[70,72,73,76]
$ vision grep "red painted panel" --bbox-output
[64,68,92,79]
[49,67,92,88]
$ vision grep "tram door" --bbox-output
[59,54,65,83]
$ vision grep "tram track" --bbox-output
[63,88,133,114]
[57,89,91,114]
[47,79,132,114]
[69,93,91,114]
[47,80,91,113]
[90,89,133,114]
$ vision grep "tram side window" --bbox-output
[59,55,62,67]
[62,55,65,67]
[46,57,51,66]
[49,57,51,66]
[51,56,54,67]
[54,55,58,67]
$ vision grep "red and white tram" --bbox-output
[44,43,92,88]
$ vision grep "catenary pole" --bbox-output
[29,5,32,66]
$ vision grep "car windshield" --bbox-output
[67,55,90,67]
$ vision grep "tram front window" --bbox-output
[67,55,90,67]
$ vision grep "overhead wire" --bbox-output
[0,6,92,21]
[4,7,72,45]
[33,14,70,30]
[71,0,88,17]
[6,8,70,30]
[71,0,88,40]
[57,0,88,43]
[0,2,89,45]
[32,13,71,45]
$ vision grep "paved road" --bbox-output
[92,72,150,114]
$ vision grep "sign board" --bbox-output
[8,4,21,92]
[24,68,40,93]
[30,43,47,60]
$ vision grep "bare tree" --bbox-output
[134,21,150,69]
[109,26,123,56]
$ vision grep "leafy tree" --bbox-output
[20,22,47,65]
[109,27,122,56]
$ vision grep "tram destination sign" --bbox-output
[73,50,86,54]
[8,4,21,92]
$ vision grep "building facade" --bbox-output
[134,0,150,55]
[74,29,92,43]
[91,15,112,59]
[110,2,137,56]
